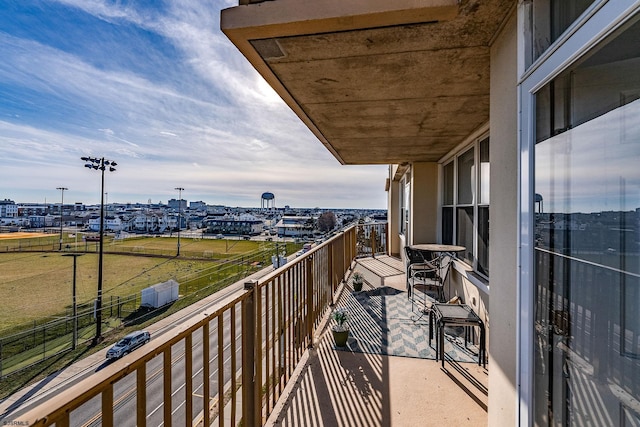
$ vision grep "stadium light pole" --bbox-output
[175,187,184,256]
[81,156,117,345]
[57,187,68,251]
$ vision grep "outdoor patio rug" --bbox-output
[332,286,481,364]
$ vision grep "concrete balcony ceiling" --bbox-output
[221,0,513,164]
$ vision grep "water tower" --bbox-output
[261,192,275,211]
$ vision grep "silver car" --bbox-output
[106,330,150,359]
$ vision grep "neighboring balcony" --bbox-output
[18,223,489,426]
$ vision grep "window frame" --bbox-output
[399,177,410,237]
[517,2,640,425]
[522,0,604,72]
[441,134,490,278]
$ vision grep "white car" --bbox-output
[106,330,150,360]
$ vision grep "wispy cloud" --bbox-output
[0,0,387,208]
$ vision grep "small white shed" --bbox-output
[141,279,179,308]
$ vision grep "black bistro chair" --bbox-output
[404,246,444,314]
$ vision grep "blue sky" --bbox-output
[0,0,387,209]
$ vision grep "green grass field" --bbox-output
[0,234,300,396]
[0,236,296,333]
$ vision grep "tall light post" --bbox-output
[62,253,83,350]
[57,187,68,251]
[81,156,117,345]
[175,187,184,256]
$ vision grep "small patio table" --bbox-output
[429,303,486,368]
[409,244,465,254]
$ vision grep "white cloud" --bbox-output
[0,1,388,209]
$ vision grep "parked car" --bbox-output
[106,330,150,360]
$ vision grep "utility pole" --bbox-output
[63,253,83,350]
[175,187,184,256]
[57,187,68,250]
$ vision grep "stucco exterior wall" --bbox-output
[410,162,439,244]
[447,265,490,331]
[487,11,518,427]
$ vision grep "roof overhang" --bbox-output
[221,0,513,164]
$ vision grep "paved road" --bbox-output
[71,312,243,427]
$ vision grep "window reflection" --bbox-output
[527,0,595,66]
[534,16,640,426]
[457,148,475,205]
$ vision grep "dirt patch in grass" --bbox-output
[0,232,49,239]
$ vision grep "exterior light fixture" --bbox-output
[81,156,117,345]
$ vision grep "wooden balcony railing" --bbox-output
[22,227,358,426]
[356,222,388,258]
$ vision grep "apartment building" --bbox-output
[0,199,18,218]
[221,0,640,425]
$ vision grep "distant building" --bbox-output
[17,203,48,216]
[0,199,18,218]
[204,205,225,216]
[190,201,207,211]
[276,215,315,238]
[203,213,263,236]
[88,216,123,232]
[133,213,164,233]
[167,198,187,211]
[167,214,187,231]
[0,200,23,226]
[28,215,45,228]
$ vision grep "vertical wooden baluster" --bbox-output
[203,321,210,427]
[164,347,172,427]
[137,364,147,427]
[185,334,193,425]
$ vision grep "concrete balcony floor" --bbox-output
[266,256,488,426]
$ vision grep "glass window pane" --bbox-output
[456,207,474,264]
[443,162,454,205]
[442,207,453,245]
[531,0,595,63]
[401,180,410,236]
[479,138,490,205]
[399,181,405,234]
[457,148,475,205]
[477,207,489,276]
[533,17,640,427]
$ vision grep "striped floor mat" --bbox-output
[332,286,481,364]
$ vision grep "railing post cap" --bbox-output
[244,279,257,290]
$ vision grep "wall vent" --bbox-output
[250,38,286,60]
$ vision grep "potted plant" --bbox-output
[352,272,364,292]
[331,307,350,348]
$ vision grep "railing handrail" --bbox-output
[535,246,640,278]
[22,287,251,425]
